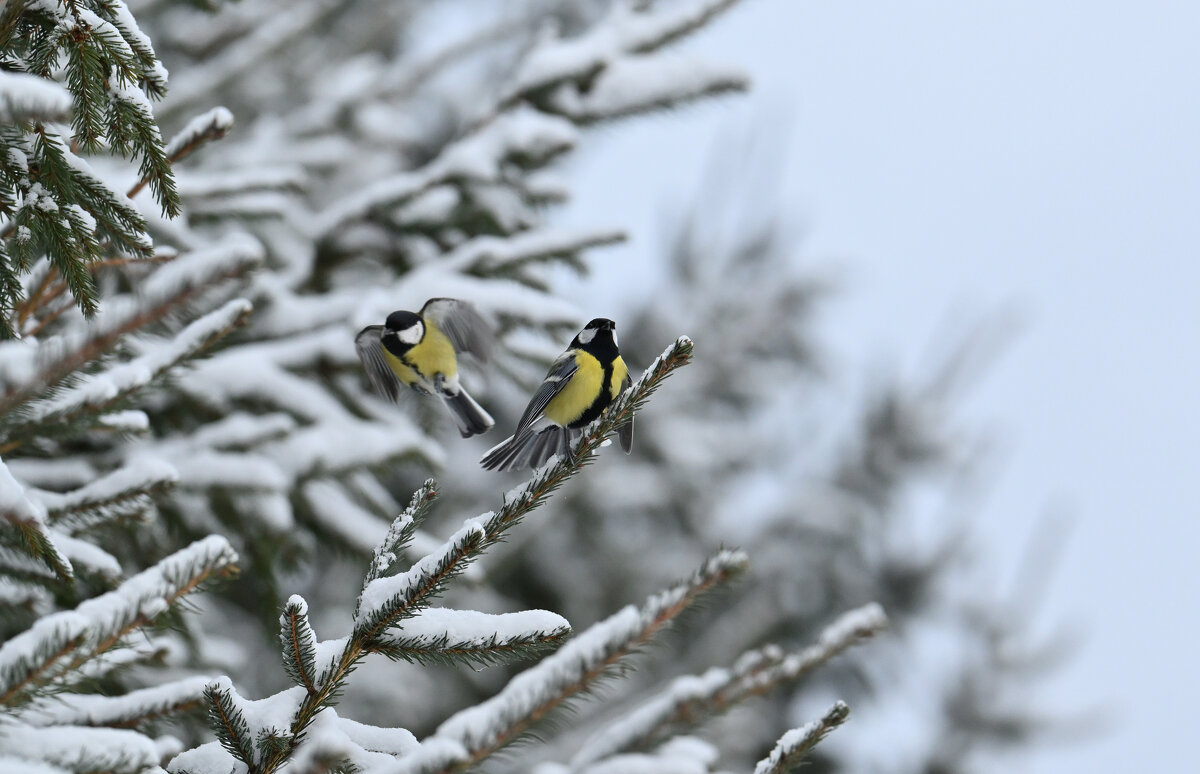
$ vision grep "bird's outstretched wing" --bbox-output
[355,325,402,402]
[514,351,578,433]
[421,298,494,362]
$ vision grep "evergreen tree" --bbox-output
[0,1,1063,773]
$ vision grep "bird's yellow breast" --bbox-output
[383,322,457,388]
[544,350,610,426]
[610,355,627,399]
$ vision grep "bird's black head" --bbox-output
[383,310,424,353]
[573,317,619,356]
[585,318,615,331]
[386,310,421,332]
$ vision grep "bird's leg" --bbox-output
[433,373,455,397]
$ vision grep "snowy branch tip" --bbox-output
[754,701,850,774]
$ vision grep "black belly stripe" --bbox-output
[569,360,614,429]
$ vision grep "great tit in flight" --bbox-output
[355,298,494,437]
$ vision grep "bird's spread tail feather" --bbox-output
[480,426,573,471]
[443,389,494,438]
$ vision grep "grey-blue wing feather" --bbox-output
[420,298,494,362]
[515,352,578,433]
[354,325,402,402]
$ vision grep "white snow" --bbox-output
[98,410,150,432]
[550,54,746,121]
[388,604,643,770]
[572,667,729,766]
[335,714,419,755]
[165,107,236,160]
[315,107,578,237]
[263,418,443,479]
[39,458,177,517]
[817,602,888,651]
[752,702,849,774]
[508,0,740,97]
[17,299,253,428]
[390,607,570,647]
[0,577,51,611]
[356,517,488,627]
[187,412,297,450]
[286,708,420,771]
[576,736,718,774]
[139,233,263,302]
[437,227,625,274]
[0,754,70,773]
[167,740,246,774]
[177,165,304,198]
[64,204,97,238]
[303,479,389,552]
[224,680,306,739]
[0,71,72,123]
[1,458,49,527]
[46,529,122,579]
[22,675,214,727]
[393,551,749,771]
[110,0,156,59]
[231,491,294,532]
[0,536,237,701]
[166,451,287,491]
[0,722,158,773]
[60,146,147,247]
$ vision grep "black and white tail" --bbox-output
[479,424,574,472]
[442,389,494,438]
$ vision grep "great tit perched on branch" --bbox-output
[481,317,633,471]
[355,298,495,437]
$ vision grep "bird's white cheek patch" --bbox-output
[611,329,618,347]
[578,328,596,345]
[398,322,424,344]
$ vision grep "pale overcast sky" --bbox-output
[559,2,1200,771]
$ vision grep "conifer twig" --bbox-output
[0,235,262,418]
[0,536,238,707]
[572,603,887,766]
[390,549,748,774]
[753,701,851,774]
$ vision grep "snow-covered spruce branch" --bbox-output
[729,602,888,701]
[371,608,571,669]
[18,675,215,728]
[0,721,163,774]
[545,53,748,125]
[0,456,72,580]
[570,602,888,767]
[753,701,850,774]
[355,480,438,618]
[120,105,236,204]
[490,0,746,125]
[13,110,234,329]
[387,549,749,774]
[0,233,263,417]
[40,458,179,535]
[314,107,577,239]
[0,535,237,707]
[0,298,252,451]
[0,71,72,125]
